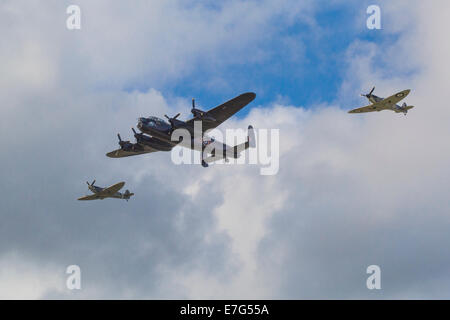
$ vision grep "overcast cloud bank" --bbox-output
[1,0,450,299]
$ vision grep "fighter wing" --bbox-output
[78,194,101,201]
[376,89,411,109]
[186,92,256,132]
[348,103,385,113]
[96,181,125,197]
[106,148,158,158]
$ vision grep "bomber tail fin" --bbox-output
[228,125,256,158]
[202,125,255,167]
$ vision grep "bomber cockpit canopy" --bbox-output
[140,116,171,130]
[148,116,165,123]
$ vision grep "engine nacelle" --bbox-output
[118,133,143,152]
[119,140,134,151]
[191,108,204,117]
[191,108,216,122]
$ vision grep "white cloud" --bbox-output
[153,1,450,298]
[0,253,65,299]
[2,0,450,299]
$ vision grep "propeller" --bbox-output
[191,98,216,122]
[164,113,181,121]
[132,127,141,139]
[164,113,181,129]
[117,133,133,150]
[361,86,375,98]
[192,98,205,116]
[131,127,145,143]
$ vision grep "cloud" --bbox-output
[0,0,316,299]
[157,0,450,299]
[0,253,65,299]
[1,0,450,299]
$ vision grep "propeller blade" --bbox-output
[117,133,122,142]
[361,87,375,97]
[192,98,195,109]
[131,127,137,135]
[164,113,182,130]
[86,181,90,185]
[92,180,96,185]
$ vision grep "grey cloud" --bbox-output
[2,0,450,299]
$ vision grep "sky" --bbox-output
[1,0,450,299]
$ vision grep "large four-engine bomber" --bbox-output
[106,92,257,167]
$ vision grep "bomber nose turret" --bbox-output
[137,118,146,130]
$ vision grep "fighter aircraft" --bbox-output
[348,87,414,115]
[77,180,134,201]
[106,92,257,167]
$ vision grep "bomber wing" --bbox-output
[186,92,256,132]
[106,148,158,158]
